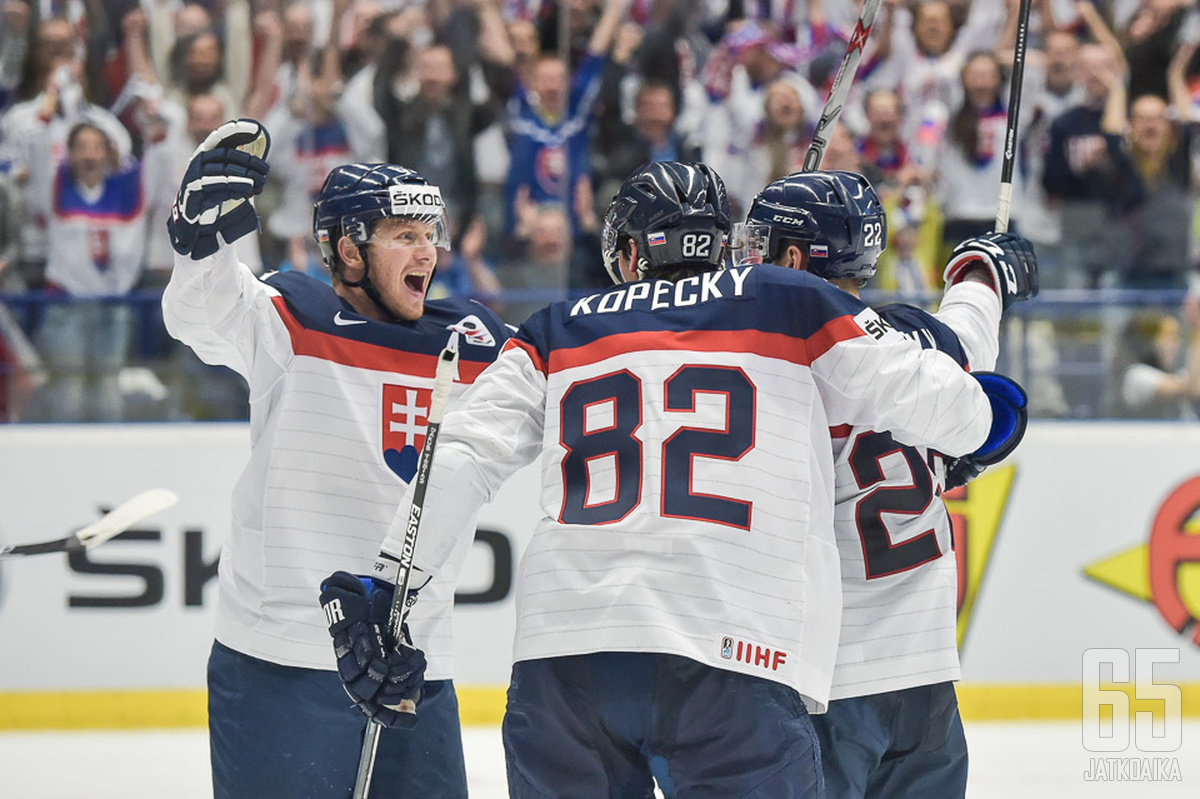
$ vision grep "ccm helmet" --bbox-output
[733,170,886,283]
[601,161,732,284]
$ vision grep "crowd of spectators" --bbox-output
[2,0,1200,421]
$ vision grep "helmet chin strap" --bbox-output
[636,255,652,280]
[339,245,402,322]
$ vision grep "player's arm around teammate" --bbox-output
[331,162,1001,799]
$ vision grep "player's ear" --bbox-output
[338,236,365,276]
[786,244,807,271]
[620,239,640,282]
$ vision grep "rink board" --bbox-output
[1,423,1199,728]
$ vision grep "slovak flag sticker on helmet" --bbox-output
[647,231,667,246]
[448,315,495,348]
[810,244,829,258]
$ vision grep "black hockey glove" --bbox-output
[168,118,270,260]
[944,372,1028,490]
[943,232,1039,311]
[320,571,425,729]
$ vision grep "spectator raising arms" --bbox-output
[1043,43,1144,290]
[0,17,130,285]
[592,75,700,207]
[505,0,629,233]
[1115,42,1200,292]
[33,122,147,422]
[937,50,1013,255]
[373,6,514,240]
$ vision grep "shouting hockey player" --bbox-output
[733,170,1036,798]
[163,119,509,797]
[321,161,1022,797]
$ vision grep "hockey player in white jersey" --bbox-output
[321,161,1021,797]
[734,170,1037,798]
[163,119,510,798]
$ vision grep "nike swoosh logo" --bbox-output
[333,311,367,326]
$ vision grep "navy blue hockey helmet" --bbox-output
[601,161,732,284]
[733,170,886,283]
[312,163,450,268]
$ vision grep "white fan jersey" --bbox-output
[379,265,992,711]
[162,247,509,677]
[828,282,1000,700]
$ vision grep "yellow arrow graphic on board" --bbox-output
[1084,481,1200,645]
[944,465,1016,650]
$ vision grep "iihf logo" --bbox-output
[716,634,790,671]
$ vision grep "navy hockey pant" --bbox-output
[810,682,967,799]
[207,640,467,798]
[502,652,823,798]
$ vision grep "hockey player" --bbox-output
[163,119,510,798]
[322,161,1023,796]
[732,170,1036,798]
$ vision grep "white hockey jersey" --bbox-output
[45,160,147,295]
[379,264,992,711]
[828,282,1000,699]
[162,247,509,677]
[0,98,130,262]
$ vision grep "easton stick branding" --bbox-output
[404,505,422,558]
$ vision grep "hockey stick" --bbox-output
[0,489,178,559]
[995,0,1033,233]
[803,0,884,171]
[352,331,461,799]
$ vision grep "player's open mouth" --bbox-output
[404,272,429,294]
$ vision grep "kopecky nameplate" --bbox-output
[389,185,445,217]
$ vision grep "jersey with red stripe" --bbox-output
[380,264,991,711]
[828,282,1000,700]
[161,247,509,675]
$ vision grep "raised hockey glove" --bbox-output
[167,118,270,260]
[320,571,425,729]
[943,232,1039,311]
[944,372,1028,490]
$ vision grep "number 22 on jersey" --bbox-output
[848,430,948,579]
[558,365,755,529]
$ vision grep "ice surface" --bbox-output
[2,723,1197,797]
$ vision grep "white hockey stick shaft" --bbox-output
[803,0,884,172]
[0,489,178,559]
[996,0,1033,233]
[353,331,460,799]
